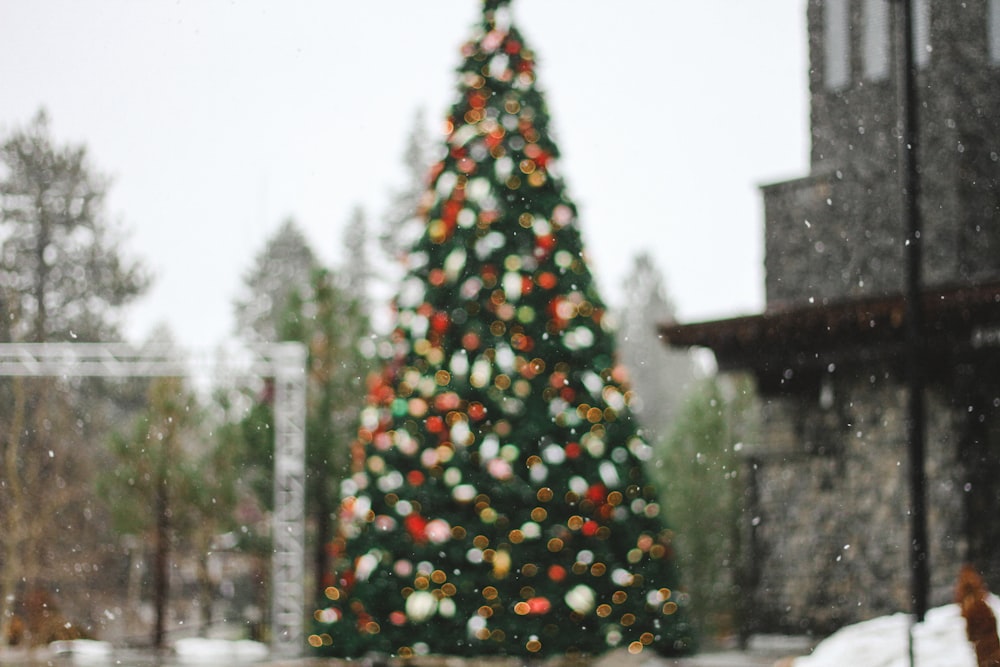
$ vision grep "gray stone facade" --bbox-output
[750,0,1000,635]
[764,0,1000,308]
[743,367,969,634]
[667,0,1000,637]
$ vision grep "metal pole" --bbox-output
[269,342,308,658]
[895,0,929,624]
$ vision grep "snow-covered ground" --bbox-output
[172,637,269,664]
[38,599,1000,667]
[50,639,114,664]
[794,595,1000,667]
[43,637,269,665]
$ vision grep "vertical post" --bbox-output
[270,342,308,657]
[738,454,763,647]
[153,463,170,651]
[895,0,929,623]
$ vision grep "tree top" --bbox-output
[483,0,512,11]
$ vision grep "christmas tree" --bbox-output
[311,0,694,659]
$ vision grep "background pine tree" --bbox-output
[617,251,701,443]
[312,0,694,658]
[0,110,150,645]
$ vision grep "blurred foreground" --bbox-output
[0,635,808,667]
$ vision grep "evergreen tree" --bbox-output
[100,326,254,646]
[341,206,373,309]
[289,265,374,598]
[655,377,752,644]
[380,108,434,266]
[103,372,202,649]
[230,218,325,512]
[617,252,699,443]
[312,0,693,659]
[232,216,375,599]
[232,217,317,344]
[0,109,149,343]
[0,110,149,644]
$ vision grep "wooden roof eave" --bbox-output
[659,281,1000,374]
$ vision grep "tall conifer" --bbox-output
[312,0,693,658]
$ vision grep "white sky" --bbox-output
[0,1,810,351]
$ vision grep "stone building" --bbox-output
[663,0,1000,636]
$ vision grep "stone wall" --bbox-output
[701,0,1000,637]
[740,365,966,635]
[762,172,902,308]
[765,0,1000,307]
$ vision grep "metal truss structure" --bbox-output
[0,342,307,658]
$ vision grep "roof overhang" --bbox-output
[659,282,1000,375]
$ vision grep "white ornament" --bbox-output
[565,584,596,614]
[405,590,438,622]
[425,519,452,544]
[438,597,457,618]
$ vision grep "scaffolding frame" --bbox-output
[0,342,307,658]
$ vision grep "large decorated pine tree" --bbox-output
[311,0,694,659]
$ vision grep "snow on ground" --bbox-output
[50,639,114,664]
[172,637,269,664]
[794,595,1000,667]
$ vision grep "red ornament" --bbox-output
[565,442,581,459]
[435,392,461,411]
[426,415,445,433]
[407,470,426,487]
[582,520,599,537]
[370,381,395,406]
[468,402,487,421]
[521,275,534,296]
[457,157,477,175]
[431,311,450,333]
[428,268,446,287]
[548,564,567,582]
[524,143,550,169]
[442,199,462,228]
[405,513,429,542]
[586,483,608,505]
[547,298,565,328]
[511,333,533,352]
[462,332,481,351]
[469,91,488,109]
[535,234,556,254]
[526,596,551,614]
[536,272,558,290]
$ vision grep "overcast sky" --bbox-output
[0,0,810,352]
